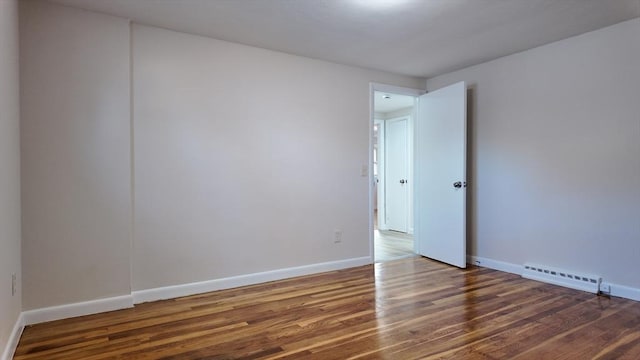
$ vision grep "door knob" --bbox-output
[453,181,462,188]
[400,179,406,184]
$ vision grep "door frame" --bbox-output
[369,83,425,263]
[374,118,386,230]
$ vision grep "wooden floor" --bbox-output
[14,257,640,359]
[374,229,414,262]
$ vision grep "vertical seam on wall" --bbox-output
[368,84,375,263]
[129,20,135,295]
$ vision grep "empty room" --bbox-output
[1,0,639,359]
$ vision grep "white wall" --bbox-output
[18,0,423,308]
[0,0,22,353]
[20,1,132,309]
[132,24,423,290]
[427,18,640,288]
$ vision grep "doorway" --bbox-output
[370,82,468,268]
[372,89,418,262]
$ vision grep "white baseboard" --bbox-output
[608,283,640,301]
[16,257,371,330]
[1,313,24,360]
[133,256,372,304]
[467,255,640,302]
[21,295,134,326]
[467,255,521,275]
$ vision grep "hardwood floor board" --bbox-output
[374,230,415,262]
[119,307,244,334]
[177,331,276,358]
[591,331,640,360]
[56,320,245,360]
[463,320,557,359]
[303,336,396,360]
[309,296,539,359]
[346,340,415,360]
[380,272,596,355]
[538,307,640,358]
[305,287,374,306]
[273,328,381,359]
[322,307,496,358]
[276,314,379,347]
[101,321,256,360]
[16,337,110,360]
[14,257,640,359]
[502,303,633,359]
[328,286,596,356]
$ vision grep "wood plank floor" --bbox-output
[14,257,640,359]
[374,229,415,262]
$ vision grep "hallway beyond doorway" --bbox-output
[374,229,415,262]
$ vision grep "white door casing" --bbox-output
[369,83,425,262]
[374,119,386,229]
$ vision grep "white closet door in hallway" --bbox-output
[385,116,409,233]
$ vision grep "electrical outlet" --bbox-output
[11,273,16,296]
[333,229,342,244]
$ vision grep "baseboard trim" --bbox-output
[1,313,24,360]
[21,295,134,326]
[133,256,372,304]
[609,283,640,301]
[467,255,640,302]
[16,257,372,328]
[467,255,521,275]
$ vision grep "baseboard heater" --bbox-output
[522,263,601,294]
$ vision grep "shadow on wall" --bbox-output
[466,86,476,258]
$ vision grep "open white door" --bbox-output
[415,81,467,268]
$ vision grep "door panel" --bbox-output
[385,117,409,232]
[415,82,467,268]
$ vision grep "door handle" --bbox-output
[453,181,462,188]
[400,179,406,184]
